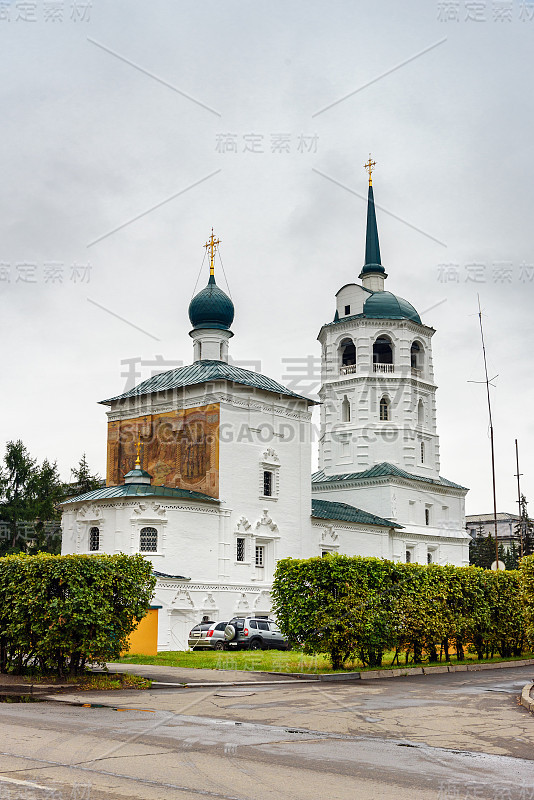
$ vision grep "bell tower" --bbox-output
[317,159,440,480]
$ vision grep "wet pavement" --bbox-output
[0,665,532,799]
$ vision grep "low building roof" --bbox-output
[311,498,401,528]
[312,462,467,491]
[466,513,520,523]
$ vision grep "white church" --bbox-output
[60,162,470,650]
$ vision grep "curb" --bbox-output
[265,657,534,682]
[520,682,534,713]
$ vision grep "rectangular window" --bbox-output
[263,471,273,497]
[255,545,265,567]
[344,305,350,315]
[425,506,431,526]
[140,526,158,552]
[405,549,412,563]
[236,537,245,562]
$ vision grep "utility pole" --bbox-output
[475,297,500,568]
[515,439,524,559]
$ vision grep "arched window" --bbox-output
[417,399,424,424]
[427,551,433,564]
[340,338,356,367]
[411,341,423,370]
[379,396,390,421]
[89,526,99,552]
[341,395,351,422]
[420,441,425,463]
[405,550,411,563]
[140,527,158,553]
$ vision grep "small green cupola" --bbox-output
[358,155,388,291]
[124,440,152,486]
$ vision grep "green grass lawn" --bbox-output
[114,649,534,674]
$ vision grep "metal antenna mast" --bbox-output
[476,296,500,569]
[515,439,524,559]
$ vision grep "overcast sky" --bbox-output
[1,0,533,516]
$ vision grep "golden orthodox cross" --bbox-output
[204,229,221,277]
[364,154,376,186]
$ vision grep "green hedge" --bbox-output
[0,553,156,675]
[272,555,526,669]
[520,554,534,650]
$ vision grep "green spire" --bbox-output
[360,183,385,276]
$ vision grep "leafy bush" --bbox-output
[0,553,155,675]
[272,555,527,669]
[520,554,534,650]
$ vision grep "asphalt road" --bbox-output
[0,665,532,800]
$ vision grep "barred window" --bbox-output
[89,526,99,551]
[263,471,273,497]
[255,545,265,567]
[236,537,245,562]
[140,526,158,553]
[421,441,425,463]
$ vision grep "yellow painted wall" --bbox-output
[125,608,159,656]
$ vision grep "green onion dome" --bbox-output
[188,275,234,331]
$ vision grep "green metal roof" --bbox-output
[312,498,401,528]
[188,275,235,331]
[362,291,421,324]
[61,483,220,505]
[312,462,467,491]
[101,360,314,405]
[326,292,423,328]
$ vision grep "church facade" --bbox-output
[60,168,470,650]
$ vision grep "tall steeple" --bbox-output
[359,155,387,291]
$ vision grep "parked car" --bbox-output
[224,617,289,650]
[188,621,229,650]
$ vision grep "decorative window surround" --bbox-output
[259,448,280,501]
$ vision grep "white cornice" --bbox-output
[311,475,468,497]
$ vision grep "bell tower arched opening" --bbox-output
[411,341,424,373]
[373,336,393,373]
[340,338,356,368]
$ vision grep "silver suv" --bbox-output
[188,621,228,650]
[224,617,289,650]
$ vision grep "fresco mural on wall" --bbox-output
[106,404,220,498]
